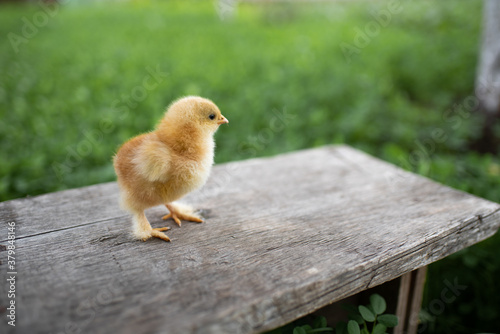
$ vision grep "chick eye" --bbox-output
[209,114,215,120]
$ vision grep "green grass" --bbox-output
[0,1,498,332]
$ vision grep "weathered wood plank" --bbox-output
[0,182,123,240]
[0,145,499,334]
[395,271,412,333]
[394,267,427,334]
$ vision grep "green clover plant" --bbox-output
[335,294,399,334]
[269,294,398,334]
[292,316,333,334]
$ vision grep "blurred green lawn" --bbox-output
[0,0,498,333]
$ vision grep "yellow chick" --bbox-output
[113,96,228,242]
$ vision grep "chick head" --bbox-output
[163,96,228,135]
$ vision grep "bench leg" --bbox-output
[394,266,427,334]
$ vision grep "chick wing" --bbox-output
[132,134,171,183]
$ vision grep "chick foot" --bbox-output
[137,227,171,242]
[151,227,171,242]
[162,203,203,227]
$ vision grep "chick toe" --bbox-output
[153,227,170,232]
[132,212,171,242]
[163,203,204,227]
[161,212,182,226]
[150,229,171,242]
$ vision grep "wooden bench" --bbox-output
[1,145,499,334]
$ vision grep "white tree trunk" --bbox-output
[477,0,500,116]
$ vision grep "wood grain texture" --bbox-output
[0,145,499,334]
[394,267,427,334]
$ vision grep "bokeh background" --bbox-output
[1,0,499,333]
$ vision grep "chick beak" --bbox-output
[217,116,229,125]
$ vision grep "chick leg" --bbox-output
[162,203,203,227]
[133,211,171,242]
